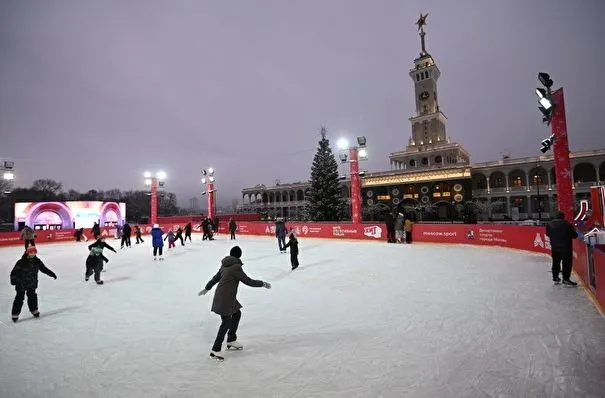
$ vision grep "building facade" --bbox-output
[239,17,605,222]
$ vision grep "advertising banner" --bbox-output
[14,201,126,230]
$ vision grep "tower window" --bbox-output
[416,74,420,81]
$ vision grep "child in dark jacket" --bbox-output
[283,232,299,270]
[10,246,57,322]
[198,246,272,361]
[86,236,117,284]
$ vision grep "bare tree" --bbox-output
[32,179,63,195]
[66,189,80,201]
[468,199,505,220]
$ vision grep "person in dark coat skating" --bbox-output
[228,218,237,240]
[174,227,185,246]
[135,225,144,244]
[86,236,116,284]
[120,223,132,248]
[546,211,579,286]
[198,246,272,361]
[275,217,288,252]
[283,232,299,270]
[384,211,396,243]
[184,223,193,242]
[19,225,37,249]
[91,222,101,240]
[10,246,57,322]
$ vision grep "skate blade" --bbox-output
[226,346,243,351]
[209,355,225,361]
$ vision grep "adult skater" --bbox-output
[546,211,579,286]
[120,223,132,248]
[404,217,414,244]
[10,246,57,322]
[198,246,272,361]
[151,224,165,260]
[91,222,101,240]
[214,217,220,235]
[135,225,144,244]
[174,227,185,246]
[385,211,396,243]
[228,218,237,240]
[275,217,288,252]
[283,232,299,270]
[86,236,117,284]
[20,225,36,249]
[394,212,404,243]
[74,227,86,242]
[184,223,193,242]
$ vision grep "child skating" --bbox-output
[198,246,272,361]
[164,229,176,248]
[86,236,117,284]
[10,246,57,322]
[283,232,299,270]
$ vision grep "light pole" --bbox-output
[201,168,217,221]
[1,160,15,194]
[144,171,166,225]
[337,136,368,224]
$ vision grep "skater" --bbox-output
[546,211,579,286]
[151,224,165,260]
[120,223,132,248]
[385,211,396,243]
[91,222,101,240]
[198,246,272,361]
[86,236,117,284]
[214,216,220,235]
[404,217,413,244]
[135,225,144,244]
[10,246,57,322]
[164,229,176,248]
[74,227,85,242]
[184,223,193,242]
[20,225,36,249]
[229,218,237,240]
[275,217,288,252]
[174,227,185,246]
[283,232,299,270]
[394,212,404,243]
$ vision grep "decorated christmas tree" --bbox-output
[305,127,347,221]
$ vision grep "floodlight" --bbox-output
[201,177,207,184]
[202,169,207,176]
[339,153,348,163]
[356,136,367,147]
[358,170,366,177]
[3,161,14,169]
[144,178,152,186]
[156,171,167,180]
[535,88,547,99]
[208,168,214,176]
[201,191,207,196]
[209,176,215,182]
[538,72,553,89]
[358,148,368,160]
[3,171,14,180]
[144,171,152,178]
[339,175,346,180]
[337,138,349,150]
[540,134,556,153]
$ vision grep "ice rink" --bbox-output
[1,234,604,398]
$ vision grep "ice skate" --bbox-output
[153,256,157,261]
[553,277,561,285]
[96,280,104,285]
[562,279,577,287]
[32,311,40,318]
[226,341,243,350]
[210,351,225,361]
[11,316,18,323]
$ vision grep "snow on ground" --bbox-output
[1,235,604,398]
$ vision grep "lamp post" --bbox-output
[201,168,217,221]
[337,136,368,224]
[144,171,166,225]
[535,72,574,221]
[1,160,15,195]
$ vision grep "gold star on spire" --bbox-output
[415,13,428,32]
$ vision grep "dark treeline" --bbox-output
[0,179,181,224]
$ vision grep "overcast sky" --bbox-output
[1,0,604,207]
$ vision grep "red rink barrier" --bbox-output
[1,221,603,313]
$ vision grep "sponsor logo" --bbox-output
[423,231,457,237]
[265,226,276,234]
[466,230,475,240]
[333,226,345,237]
[302,226,309,235]
[533,233,551,249]
[363,225,382,239]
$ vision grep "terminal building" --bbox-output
[238,19,605,222]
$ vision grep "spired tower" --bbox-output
[389,13,470,170]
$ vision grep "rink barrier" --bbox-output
[0,221,603,314]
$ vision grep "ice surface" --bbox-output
[1,235,604,398]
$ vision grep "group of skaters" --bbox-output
[384,212,414,244]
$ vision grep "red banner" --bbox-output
[551,88,574,222]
